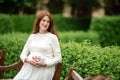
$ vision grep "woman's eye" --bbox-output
[42,19,45,22]
[47,21,50,23]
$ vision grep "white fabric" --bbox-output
[13,32,62,80]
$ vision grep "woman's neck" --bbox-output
[39,30,48,34]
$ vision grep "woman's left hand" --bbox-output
[35,61,47,67]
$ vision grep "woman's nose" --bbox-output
[44,21,47,25]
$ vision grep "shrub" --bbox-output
[11,15,35,33]
[59,31,99,44]
[0,32,120,80]
[0,14,91,33]
[90,16,120,46]
[0,32,30,78]
[54,14,91,31]
[0,14,14,34]
[61,41,120,80]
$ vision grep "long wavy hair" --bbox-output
[32,10,59,39]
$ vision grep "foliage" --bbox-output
[61,41,120,80]
[66,0,101,9]
[11,14,35,32]
[104,0,120,15]
[0,32,30,78]
[54,14,91,31]
[0,14,14,34]
[90,16,120,46]
[0,0,32,14]
[59,31,99,44]
[0,32,120,80]
[0,14,35,33]
[0,32,30,63]
[66,0,101,17]
[0,14,91,33]
[47,0,64,14]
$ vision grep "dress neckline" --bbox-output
[37,32,50,35]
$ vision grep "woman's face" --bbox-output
[39,16,50,32]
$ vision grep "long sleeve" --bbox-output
[20,34,33,63]
[46,35,62,67]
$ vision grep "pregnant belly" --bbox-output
[27,52,53,63]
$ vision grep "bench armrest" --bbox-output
[0,60,23,71]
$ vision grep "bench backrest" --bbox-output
[0,50,5,78]
[66,68,83,80]
[65,68,111,80]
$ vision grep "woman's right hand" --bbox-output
[25,58,37,66]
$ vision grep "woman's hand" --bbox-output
[25,58,47,67]
[25,58,37,66]
[35,61,47,67]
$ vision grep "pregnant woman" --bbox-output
[13,10,62,80]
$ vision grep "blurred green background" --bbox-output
[0,0,120,80]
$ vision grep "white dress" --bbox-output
[13,32,62,80]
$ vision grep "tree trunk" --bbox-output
[62,4,72,17]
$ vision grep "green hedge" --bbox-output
[0,14,14,34]
[0,32,120,80]
[61,41,120,80]
[0,32,30,78]
[59,31,99,44]
[0,14,90,33]
[11,15,35,32]
[54,15,90,31]
[90,16,120,46]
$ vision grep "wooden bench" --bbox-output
[65,68,111,80]
[0,50,62,80]
[65,68,83,80]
